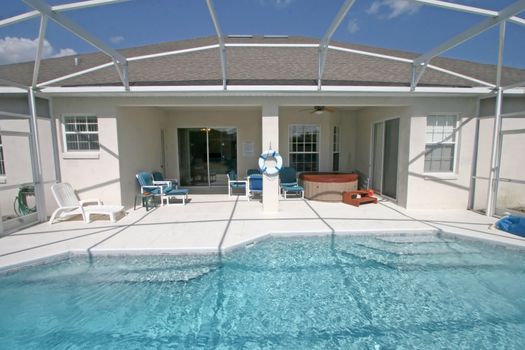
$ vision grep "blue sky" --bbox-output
[1,0,524,68]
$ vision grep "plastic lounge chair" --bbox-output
[279,167,304,199]
[248,174,263,201]
[227,170,247,197]
[49,183,124,224]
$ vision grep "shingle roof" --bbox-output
[1,36,524,88]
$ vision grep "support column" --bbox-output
[486,87,503,217]
[262,103,279,212]
[28,88,47,222]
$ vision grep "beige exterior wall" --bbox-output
[117,107,167,207]
[406,98,478,209]
[474,96,525,212]
[0,114,57,227]
[52,97,122,207]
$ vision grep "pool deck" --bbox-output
[1,194,524,271]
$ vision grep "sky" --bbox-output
[0,0,524,68]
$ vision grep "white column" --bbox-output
[28,88,47,222]
[262,103,279,212]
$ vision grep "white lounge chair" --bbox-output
[49,183,124,224]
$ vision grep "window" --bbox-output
[289,124,320,172]
[424,115,457,173]
[332,126,340,172]
[0,135,5,176]
[63,116,99,151]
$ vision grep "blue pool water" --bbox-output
[0,235,524,349]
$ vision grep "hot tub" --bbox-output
[299,172,358,202]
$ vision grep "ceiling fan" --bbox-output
[300,106,337,115]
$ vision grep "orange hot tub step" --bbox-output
[342,190,378,207]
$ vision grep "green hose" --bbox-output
[13,185,37,216]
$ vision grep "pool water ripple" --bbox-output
[0,235,524,349]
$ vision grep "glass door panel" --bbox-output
[178,128,237,187]
[371,122,384,192]
[382,118,399,199]
[208,128,237,187]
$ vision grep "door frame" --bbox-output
[175,126,238,187]
[369,117,400,201]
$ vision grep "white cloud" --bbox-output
[0,36,77,65]
[347,18,360,34]
[367,0,421,19]
[110,35,124,44]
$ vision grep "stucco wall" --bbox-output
[339,111,357,173]
[45,94,503,212]
[474,96,525,212]
[406,97,477,210]
[0,114,57,225]
[117,107,167,208]
[52,97,122,207]
[165,108,262,180]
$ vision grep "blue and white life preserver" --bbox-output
[258,150,283,176]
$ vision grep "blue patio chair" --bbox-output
[136,171,190,206]
[248,174,263,201]
[279,167,304,199]
[152,170,179,188]
[227,170,247,197]
[247,168,261,177]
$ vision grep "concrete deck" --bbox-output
[1,195,524,272]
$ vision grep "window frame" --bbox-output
[61,114,100,158]
[423,114,459,175]
[288,124,321,172]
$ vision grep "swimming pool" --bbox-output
[0,234,524,349]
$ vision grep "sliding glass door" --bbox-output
[370,118,399,199]
[178,128,237,187]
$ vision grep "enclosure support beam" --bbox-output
[496,22,506,88]
[27,88,47,222]
[467,98,481,210]
[410,0,525,27]
[206,0,227,90]
[32,15,48,88]
[486,87,503,217]
[414,0,525,67]
[318,0,356,90]
[22,0,129,88]
[0,0,128,29]
[410,63,427,91]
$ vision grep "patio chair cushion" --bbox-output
[165,188,189,196]
[281,184,304,192]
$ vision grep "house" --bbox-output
[1,35,524,233]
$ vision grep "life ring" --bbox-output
[258,150,283,176]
